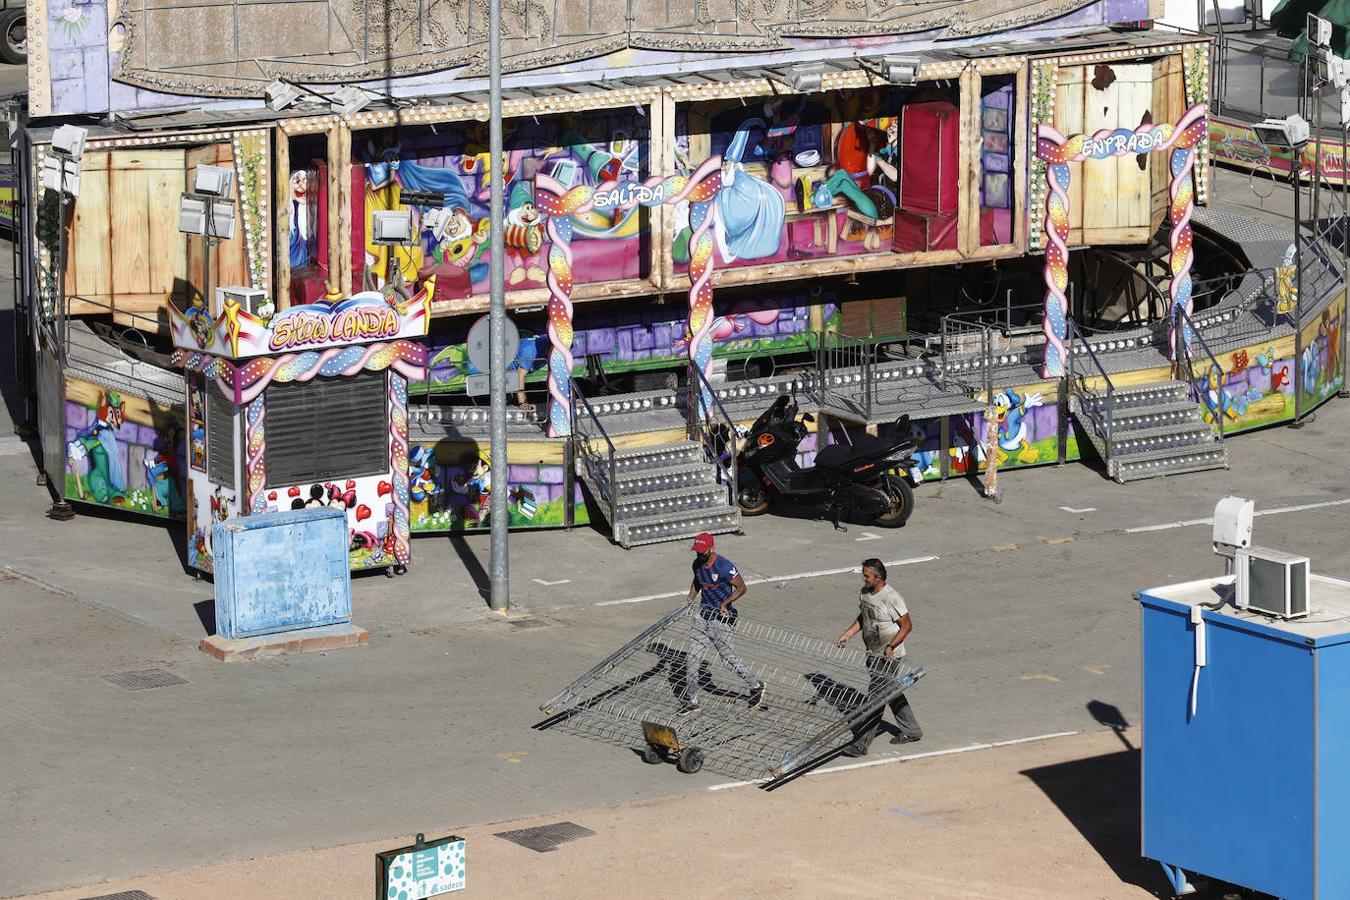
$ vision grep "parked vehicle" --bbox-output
[0,3,24,65]
[735,392,922,528]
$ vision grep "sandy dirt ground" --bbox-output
[21,729,1173,900]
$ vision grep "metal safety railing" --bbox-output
[938,301,1046,397]
[813,331,876,420]
[569,379,619,528]
[687,361,738,511]
[1173,305,1228,443]
[1066,317,1117,465]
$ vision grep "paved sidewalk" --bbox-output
[17,728,1232,900]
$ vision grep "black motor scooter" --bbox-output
[735,392,924,529]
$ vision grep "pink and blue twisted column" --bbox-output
[1166,106,1209,359]
[246,395,267,513]
[388,373,411,566]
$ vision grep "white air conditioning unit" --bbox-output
[1235,547,1310,619]
[215,285,268,318]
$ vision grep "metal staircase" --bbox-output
[571,373,741,549]
[1066,318,1228,484]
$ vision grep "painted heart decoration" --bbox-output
[377,480,392,497]
[287,486,301,497]
[345,479,357,490]
[355,504,372,522]
[267,491,278,500]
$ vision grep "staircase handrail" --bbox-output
[1066,318,1116,461]
[1172,306,1227,443]
[570,378,619,528]
[688,361,739,510]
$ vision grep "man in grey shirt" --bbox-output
[834,558,923,757]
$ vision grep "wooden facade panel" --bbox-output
[1057,62,1155,246]
[64,149,187,307]
[65,159,112,300]
[111,165,152,295]
[1151,55,1184,231]
[145,166,184,297]
[1055,66,1086,245]
[1082,64,1151,242]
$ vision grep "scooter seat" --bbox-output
[814,433,900,470]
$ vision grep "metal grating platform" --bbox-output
[494,822,596,853]
[101,669,189,691]
[539,606,926,783]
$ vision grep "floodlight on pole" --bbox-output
[1252,114,1310,151]
[179,166,239,317]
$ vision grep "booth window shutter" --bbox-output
[206,387,236,486]
[265,371,389,488]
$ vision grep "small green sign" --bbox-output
[377,833,466,899]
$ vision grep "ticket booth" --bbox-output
[169,281,432,575]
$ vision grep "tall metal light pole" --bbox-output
[487,0,510,611]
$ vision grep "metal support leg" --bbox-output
[939,416,951,481]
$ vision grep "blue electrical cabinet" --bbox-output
[1139,574,1350,899]
[212,507,353,640]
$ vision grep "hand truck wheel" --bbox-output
[640,745,665,765]
[676,747,704,774]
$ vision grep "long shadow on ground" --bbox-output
[1022,745,1274,899]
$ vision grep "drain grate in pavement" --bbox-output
[80,891,157,900]
[494,821,595,852]
[101,669,189,691]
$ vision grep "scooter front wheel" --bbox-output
[873,475,915,528]
[738,480,771,516]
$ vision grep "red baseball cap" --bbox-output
[691,532,715,553]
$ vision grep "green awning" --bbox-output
[1271,0,1350,61]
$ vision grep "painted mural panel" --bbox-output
[420,289,838,391]
[1196,336,1298,434]
[674,90,911,273]
[347,113,647,304]
[904,389,1081,480]
[407,442,589,532]
[64,376,186,519]
[1300,294,1346,407]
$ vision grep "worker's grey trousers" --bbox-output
[683,612,760,703]
[848,653,923,752]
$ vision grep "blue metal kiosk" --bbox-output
[1139,573,1350,899]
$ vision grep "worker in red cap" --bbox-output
[679,533,765,715]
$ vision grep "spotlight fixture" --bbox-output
[41,124,89,198]
[265,80,303,111]
[51,124,88,160]
[1252,114,1310,151]
[193,164,235,199]
[177,195,237,239]
[785,62,825,94]
[331,86,374,116]
[880,55,921,85]
[371,209,413,245]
